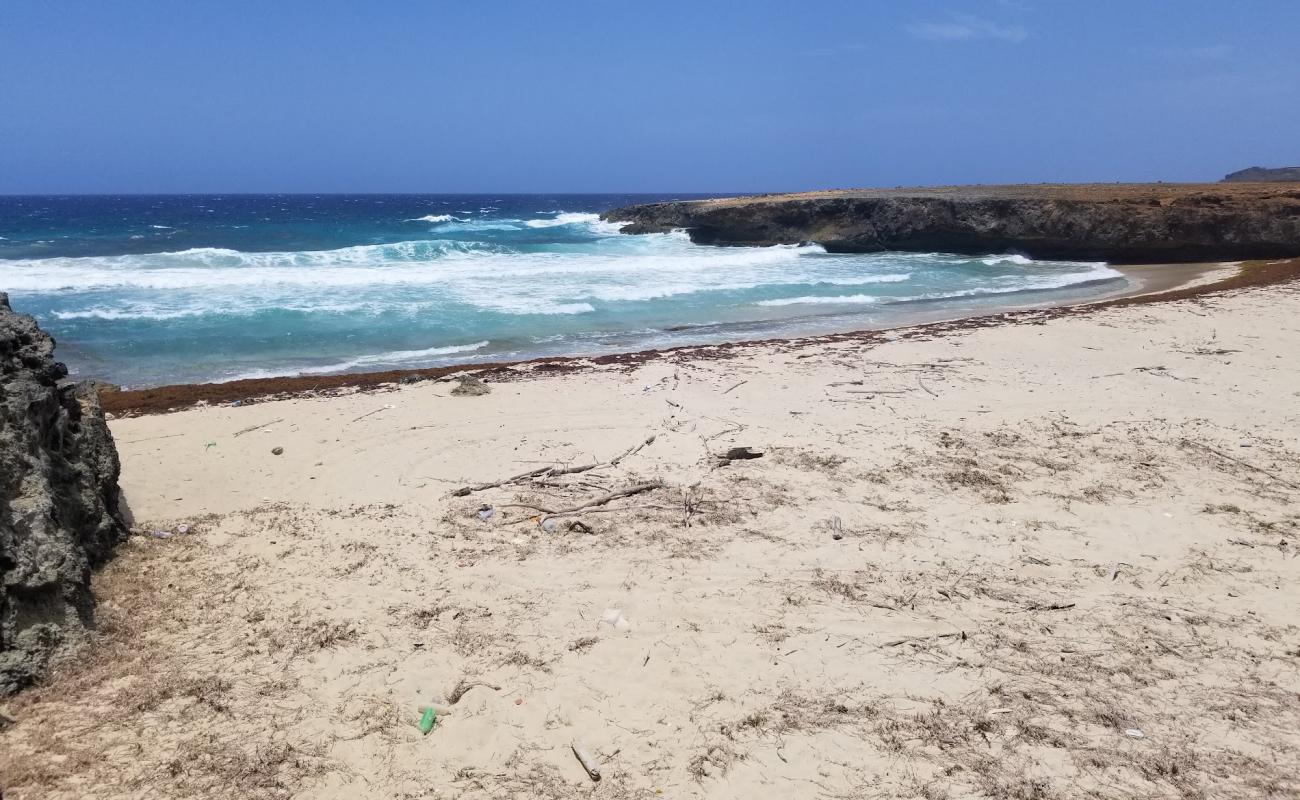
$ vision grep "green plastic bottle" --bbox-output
[418,707,436,735]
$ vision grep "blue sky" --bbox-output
[1,1,1296,193]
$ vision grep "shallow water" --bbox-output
[0,194,1125,387]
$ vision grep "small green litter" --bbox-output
[418,706,437,735]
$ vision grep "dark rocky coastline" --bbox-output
[1223,166,1300,182]
[1,293,125,694]
[603,183,1300,263]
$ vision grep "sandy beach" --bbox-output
[3,262,1299,799]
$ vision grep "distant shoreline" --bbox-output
[99,257,1300,416]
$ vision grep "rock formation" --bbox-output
[604,183,1300,263]
[1,292,125,694]
[1223,166,1300,183]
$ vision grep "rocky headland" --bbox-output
[0,293,125,694]
[1223,166,1300,182]
[604,183,1300,263]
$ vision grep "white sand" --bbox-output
[3,276,1299,799]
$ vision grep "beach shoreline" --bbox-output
[5,261,1298,799]
[100,256,1300,416]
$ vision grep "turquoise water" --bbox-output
[0,195,1125,387]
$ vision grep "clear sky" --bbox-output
[1,1,1297,193]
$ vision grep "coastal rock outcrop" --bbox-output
[1223,166,1300,182]
[604,184,1300,263]
[1,292,125,694]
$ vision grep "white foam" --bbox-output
[757,294,882,307]
[54,307,208,321]
[981,254,1034,266]
[408,214,458,223]
[219,340,491,382]
[811,273,912,286]
[897,262,1122,302]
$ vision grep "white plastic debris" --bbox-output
[540,517,558,533]
[176,524,190,534]
[601,608,631,631]
[476,505,494,521]
[1124,728,1145,738]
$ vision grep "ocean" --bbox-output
[0,194,1125,388]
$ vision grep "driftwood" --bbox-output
[1025,602,1076,612]
[451,435,655,497]
[350,407,390,423]
[512,481,665,517]
[883,631,966,648]
[1180,438,1300,490]
[571,741,601,782]
[721,380,748,395]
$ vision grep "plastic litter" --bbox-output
[601,608,631,631]
[476,505,494,521]
[540,517,558,533]
[177,524,190,535]
[1125,728,1145,738]
[418,707,437,735]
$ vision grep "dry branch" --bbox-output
[232,418,284,437]
[451,435,654,496]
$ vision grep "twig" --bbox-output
[609,434,656,466]
[1025,602,1076,612]
[350,407,389,424]
[917,377,938,398]
[883,631,965,648]
[232,418,283,437]
[451,435,654,496]
[721,380,748,395]
[1180,439,1299,490]
[844,389,910,395]
[503,482,664,518]
[121,433,186,445]
[530,481,665,517]
[452,463,599,497]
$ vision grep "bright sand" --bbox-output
[2,268,1298,798]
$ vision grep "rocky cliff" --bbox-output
[1223,166,1300,183]
[1,293,125,694]
[604,184,1300,263]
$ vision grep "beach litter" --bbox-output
[149,530,172,539]
[601,608,631,631]
[1125,728,1146,739]
[476,504,494,521]
[418,707,437,735]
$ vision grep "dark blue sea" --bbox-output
[0,194,1125,387]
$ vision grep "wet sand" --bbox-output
[100,258,1299,417]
